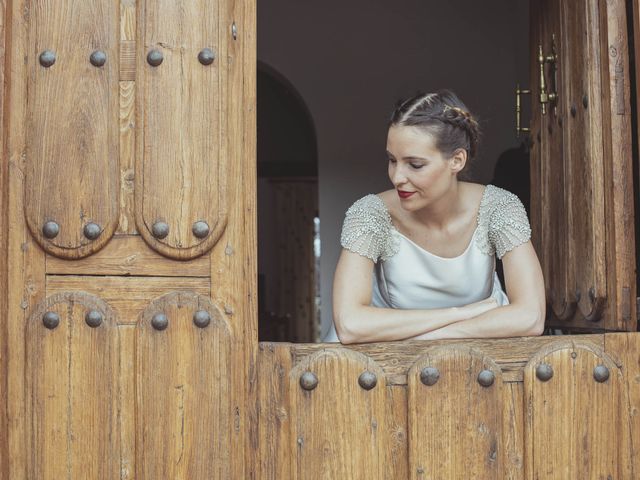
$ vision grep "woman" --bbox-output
[326,90,545,344]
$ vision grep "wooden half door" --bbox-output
[530,0,636,331]
[0,0,257,478]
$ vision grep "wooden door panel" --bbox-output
[538,0,578,321]
[135,0,228,259]
[135,292,233,479]
[46,275,210,324]
[407,346,504,480]
[568,0,607,322]
[118,324,136,480]
[4,0,257,477]
[118,80,137,234]
[258,343,409,480]
[259,335,640,478]
[524,341,630,479]
[46,235,210,277]
[603,333,640,477]
[26,292,119,479]
[599,0,636,330]
[532,0,636,330]
[289,349,392,479]
[257,343,295,480]
[25,0,120,259]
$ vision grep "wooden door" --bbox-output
[530,0,636,331]
[0,0,256,478]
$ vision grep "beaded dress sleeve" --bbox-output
[339,194,400,263]
[478,185,532,259]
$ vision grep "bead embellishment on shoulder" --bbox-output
[476,185,532,259]
[340,194,400,263]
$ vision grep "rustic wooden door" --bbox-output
[2,1,640,479]
[0,0,256,478]
[530,0,636,331]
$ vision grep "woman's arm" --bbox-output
[332,249,499,344]
[411,241,545,340]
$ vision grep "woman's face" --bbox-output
[386,124,461,210]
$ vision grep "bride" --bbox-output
[326,90,545,344]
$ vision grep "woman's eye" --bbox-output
[387,158,396,164]
[410,163,424,169]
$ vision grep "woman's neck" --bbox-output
[410,181,463,230]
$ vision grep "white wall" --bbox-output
[258,1,530,340]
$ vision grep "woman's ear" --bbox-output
[450,148,467,174]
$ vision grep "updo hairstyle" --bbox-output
[389,89,481,167]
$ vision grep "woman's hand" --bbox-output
[410,297,499,340]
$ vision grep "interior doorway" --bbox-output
[258,0,532,341]
[257,61,320,342]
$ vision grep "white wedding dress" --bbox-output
[323,184,531,343]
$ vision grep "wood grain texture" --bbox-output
[257,343,294,480]
[503,382,525,480]
[533,0,635,330]
[118,0,136,233]
[604,333,640,478]
[573,0,607,322]
[407,346,504,479]
[26,292,119,479]
[135,0,228,259]
[598,0,636,330]
[240,0,259,475]
[2,0,257,478]
[118,324,136,480]
[551,0,606,325]
[292,335,605,385]
[6,0,48,476]
[135,291,233,479]
[118,82,136,234]
[0,0,8,476]
[46,275,210,324]
[634,0,640,326]
[25,0,120,258]
[211,0,258,476]
[524,340,629,479]
[257,344,408,480]
[289,348,393,479]
[543,0,578,321]
[46,235,210,276]
[386,384,409,478]
[119,42,135,81]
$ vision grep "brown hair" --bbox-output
[389,90,481,164]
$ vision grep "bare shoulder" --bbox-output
[458,181,486,211]
[375,189,400,217]
[376,189,396,202]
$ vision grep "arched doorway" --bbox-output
[257,61,320,342]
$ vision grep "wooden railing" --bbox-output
[257,333,640,479]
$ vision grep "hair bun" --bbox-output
[389,89,481,164]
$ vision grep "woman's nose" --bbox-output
[391,166,407,186]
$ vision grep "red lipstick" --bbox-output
[398,190,415,199]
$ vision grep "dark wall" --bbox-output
[258,0,531,338]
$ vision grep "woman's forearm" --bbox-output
[336,304,469,344]
[410,304,543,340]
